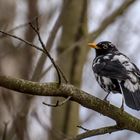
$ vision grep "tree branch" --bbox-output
[66,125,122,140]
[31,0,68,82]
[89,0,136,41]
[0,30,45,53]
[0,75,140,135]
[29,19,62,84]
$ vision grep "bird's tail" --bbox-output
[122,87,140,110]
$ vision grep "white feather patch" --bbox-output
[111,54,135,71]
[112,54,129,63]
[123,62,134,71]
[102,76,112,85]
[103,55,110,59]
[124,79,139,92]
[128,73,137,83]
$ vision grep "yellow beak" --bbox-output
[88,42,100,49]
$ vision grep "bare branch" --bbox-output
[43,96,71,107]
[77,125,90,131]
[0,30,45,53]
[0,30,68,85]
[37,43,78,80]
[0,24,68,84]
[67,125,122,140]
[29,18,68,84]
[89,0,136,41]
[31,1,68,82]
[0,75,140,135]
[0,15,41,39]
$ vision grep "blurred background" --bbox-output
[0,0,140,140]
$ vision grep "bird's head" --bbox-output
[88,41,118,56]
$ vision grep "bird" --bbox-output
[88,41,140,110]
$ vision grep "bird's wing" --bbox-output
[92,60,129,80]
[132,63,140,78]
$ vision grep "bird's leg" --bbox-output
[103,92,110,101]
[118,80,124,111]
[121,96,124,111]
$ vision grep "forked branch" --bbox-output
[0,75,140,137]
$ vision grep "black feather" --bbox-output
[122,87,140,110]
[93,60,129,80]
[91,41,140,110]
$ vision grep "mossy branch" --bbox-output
[0,75,140,138]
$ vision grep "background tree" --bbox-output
[0,0,139,140]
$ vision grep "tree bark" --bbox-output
[49,0,88,139]
[0,75,139,135]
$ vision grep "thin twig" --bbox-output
[32,18,71,107]
[0,29,68,86]
[0,30,68,89]
[38,39,83,80]
[31,0,69,82]
[66,125,122,140]
[29,19,62,84]
[77,125,90,131]
[0,15,41,39]
[29,18,70,107]
[0,30,45,53]
[43,96,71,107]
[88,0,135,41]
[29,17,69,84]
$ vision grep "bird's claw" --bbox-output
[120,103,124,111]
[103,92,110,101]
[103,98,110,105]
[103,96,108,101]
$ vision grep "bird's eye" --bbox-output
[103,45,108,49]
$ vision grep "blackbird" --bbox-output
[89,41,140,110]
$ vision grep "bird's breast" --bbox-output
[95,74,118,93]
